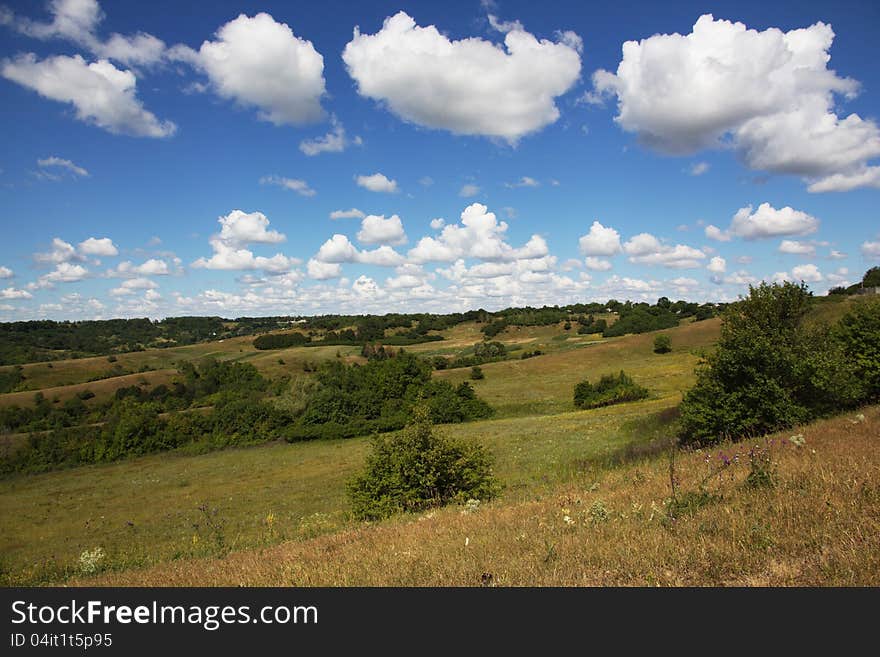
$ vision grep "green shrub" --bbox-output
[653,334,672,354]
[679,282,864,446]
[253,332,308,350]
[470,366,484,380]
[347,407,498,521]
[573,371,649,409]
[834,298,880,401]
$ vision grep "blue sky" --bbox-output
[1,0,878,320]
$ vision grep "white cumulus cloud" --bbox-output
[342,11,581,143]
[357,214,407,245]
[172,12,325,126]
[355,173,398,193]
[592,14,880,191]
[579,221,622,256]
[1,53,176,137]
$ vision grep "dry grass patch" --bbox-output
[75,406,879,587]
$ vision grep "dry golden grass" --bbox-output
[75,406,880,587]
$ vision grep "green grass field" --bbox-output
[0,317,709,584]
[0,296,872,586]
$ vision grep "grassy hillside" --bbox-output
[0,295,873,586]
[72,406,880,586]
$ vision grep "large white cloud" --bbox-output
[172,13,325,126]
[342,11,581,142]
[709,203,820,241]
[357,214,407,245]
[1,53,175,137]
[592,14,880,191]
[578,221,622,256]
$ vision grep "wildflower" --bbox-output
[78,547,105,575]
[461,498,481,514]
[563,515,574,526]
[588,500,609,524]
[789,434,806,447]
[265,512,276,528]
[850,413,866,424]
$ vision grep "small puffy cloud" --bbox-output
[110,277,158,296]
[578,221,622,256]
[330,208,365,220]
[862,241,880,260]
[408,203,547,264]
[689,162,710,176]
[357,246,406,267]
[357,214,407,245]
[505,176,540,188]
[260,175,316,197]
[108,259,171,277]
[592,14,880,191]
[193,210,297,272]
[307,258,341,280]
[729,203,819,240]
[299,116,360,156]
[430,218,445,230]
[172,13,325,126]
[342,11,581,143]
[459,184,481,198]
[707,256,726,273]
[0,266,12,279]
[826,267,850,286]
[215,210,285,246]
[355,172,398,193]
[193,244,298,273]
[77,237,117,257]
[0,287,32,299]
[704,224,732,242]
[1,54,175,137]
[35,238,78,264]
[315,234,358,263]
[828,250,847,260]
[314,234,404,267]
[38,262,89,285]
[791,263,823,282]
[779,240,816,256]
[37,156,89,178]
[584,257,612,271]
[352,275,384,299]
[623,233,706,269]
